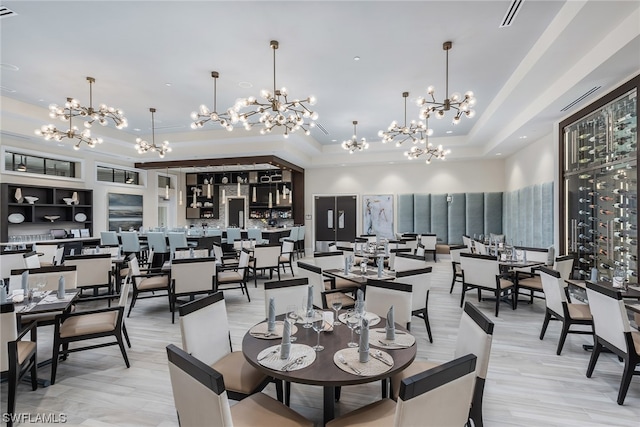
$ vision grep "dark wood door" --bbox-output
[227,198,245,228]
[314,195,356,244]
[336,195,357,242]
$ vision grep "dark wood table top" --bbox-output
[242,314,416,387]
[323,268,396,287]
[14,290,79,317]
[626,302,640,314]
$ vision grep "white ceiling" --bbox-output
[1,1,639,169]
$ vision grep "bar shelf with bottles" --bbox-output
[561,75,638,285]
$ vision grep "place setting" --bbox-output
[333,316,394,377]
[370,306,416,349]
[337,292,381,327]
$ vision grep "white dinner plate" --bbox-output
[74,213,87,222]
[8,213,25,223]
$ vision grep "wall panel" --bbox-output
[465,193,484,238]
[447,193,466,245]
[413,194,431,234]
[430,194,448,244]
[397,194,414,233]
[484,192,503,236]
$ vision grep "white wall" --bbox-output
[503,132,555,191]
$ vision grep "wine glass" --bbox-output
[301,297,312,328]
[311,310,324,351]
[35,281,46,298]
[286,304,298,342]
[331,300,343,325]
[345,310,361,348]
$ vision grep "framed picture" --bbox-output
[80,229,90,237]
[108,193,143,232]
[362,194,394,239]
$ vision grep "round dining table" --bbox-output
[242,314,416,424]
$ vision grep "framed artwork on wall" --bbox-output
[362,194,394,239]
[108,193,143,232]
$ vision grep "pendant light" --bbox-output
[178,167,183,206]
[164,167,170,200]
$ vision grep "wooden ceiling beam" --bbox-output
[134,155,304,173]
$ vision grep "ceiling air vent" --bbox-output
[315,123,329,135]
[560,86,601,112]
[0,6,18,19]
[499,0,524,28]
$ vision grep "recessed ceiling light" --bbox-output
[496,153,502,156]
[389,162,395,164]
[446,130,453,134]
[519,135,527,139]
[331,139,337,142]
[0,63,19,71]
[165,83,172,87]
[133,128,141,132]
[353,56,360,61]
[238,81,253,88]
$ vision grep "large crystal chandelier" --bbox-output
[404,117,450,164]
[231,40,318,138]
[47,77,128,129]
[35,97,103,150]
[135,108,172,158]
[190,71,234,131]
[379,92,431,146]
[416,41,476,125]
[342,121,369,154]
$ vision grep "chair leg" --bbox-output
[469,377,485,427]
[275,378,284,403]
[540,310,551,340]
[8,367,18,427]
[494,289,500,317]
[617,357,634,405]
[51,340,61,385]
[450,274,456,293]
[478,288,482,302]
[127,290,138,317]
[335,385,342,402]
[244,282,251,302]
[284,381,291,406]
[116,330,131,368]
[556,320,569,355]
[460,284,466,308]
[30,354,38,391]
[586,339,603,378]
[122,322,131,348]
[381,378,388,398]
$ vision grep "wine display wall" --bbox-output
[561,77,638,285]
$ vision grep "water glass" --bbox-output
[286,304,298,342]
[331,300,342,325]
[311,310,324,351]
[345,310,361,348]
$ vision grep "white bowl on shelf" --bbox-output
[44,215,61,222]
[8,213,25,224]
[62,198,75,205]
[74,213,87,222]
[23,196,39,204]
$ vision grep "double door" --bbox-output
[314,196,357,248]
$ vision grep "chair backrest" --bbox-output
[172,258,216,295]
[327,242,339,252]
[516,246,549,264]
[34,243,60,266]
[296,262,324,309]
[225,228,242,243]
[233,239,253,251]
[9,266,78,292]
[396,354,477,427]
[394,253,429,272]
[395,267,432,311]
[418,234,437,251]
[212,243,224,265]
[539,267,569,320]
[462,235,472,251]
[388,248,412,271]
[118,279,131,308]
[455,302,494,380]
[553,255,574,281]
[168,232,189,254]
[264,278,309,318]
[1,303,19,372]
[23,251,40,269]
[459,253,500,289]
[179,292,231,366]
[120,231,141,252]
[247,228,262,241]
[402,237,418,253]
[415,244,425,258]
[365,279,413,329]
[474,241,488,255]
[205,228,223,238]
[296,225,305,243]
[280,240,295,261]
[127,255,143,284]
[147,232,169,253]
[252,244,281,268]
[53,246,65,265]
[1,249,32,280]
[166,344,233,427]
[237,249,251,275]
[361,234,377,244]
[586,281,631,354]
[449,245,468,264]
[64,253,112,287]
[100,244,121,258]
[313,251,344,270]
[100,231,120,246]
[285,226,298,242]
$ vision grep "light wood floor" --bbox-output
[3,256,639,426]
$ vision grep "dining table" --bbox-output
[242,313,416,424]
[323,267,396,288]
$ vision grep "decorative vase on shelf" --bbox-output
[14,188,23,203]
[71,191,79,205]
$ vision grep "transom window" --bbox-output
[4,151,76,177]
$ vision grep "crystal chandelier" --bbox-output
[379,92,431,146]
[404,117,450,164]
[47,77,128,129]
[342,121,369,154]
[416,41,476,124]
[231,40,318,138]
[190,71,234,131]
[135,108,172,158]
[35,97,104,150]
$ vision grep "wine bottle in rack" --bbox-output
[579,174,592,179]
[614,217,626,223]
[612,188,627,195]
[628,239,638,246]
[600,209,614,215]
[600,262,614,270]
[598,222,608,229]
[613,203,631,208]
[588,229,597,234]
[579,198,592,203]
[578,234,592,240]
[578,210,592,215]
[598,235,608,241]
[627,223,637,230]
[598,248,608,256]
[599,196,614,202]
[578,186,591,191]
[614,246,629,253]
[616,113,636,123]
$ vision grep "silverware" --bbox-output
[377,340,410,348]
[337,353,361,375]
[252,331,277,337]
[375,330,406,335]
[257,348,279,361]
[372,350,393,366]
[282,355,306,371]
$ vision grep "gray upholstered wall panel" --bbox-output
[447,193,466,245]
[465,193,484,238]
[430,194,448,244]
[484,192,503,235]
[413,194,431,234]
[532,184,543,247]
[397,194,414,233]
[523,186,534,246]
[541,182,554,248]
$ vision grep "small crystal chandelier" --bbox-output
[416,41,476,125]
[35,97,104,150]
[135,108,172,158]
[231,40,318,138]
[342,121,369,154]
[190,71,234,131]
[404,117,451,164]
[47,77,128,129]
[379,92,431,147]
